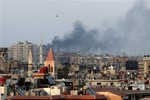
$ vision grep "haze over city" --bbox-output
[1,0,150,55]
[1,0,150,99]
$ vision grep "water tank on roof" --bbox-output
[93,66,96,70]
[0,77,6,85]
[138,84,145,90]
[40,67,45,73]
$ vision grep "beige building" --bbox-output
[86,79,121,87]
[143,55,150,74]
[10,41,32,63]
[0,48,9,73]
[0,48,21,73]
[138,58,144,73]
[138,55,150,74]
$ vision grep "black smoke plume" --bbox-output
[52,21,100,53]
[52,0,150,55]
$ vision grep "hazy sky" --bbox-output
[1,0,137,47]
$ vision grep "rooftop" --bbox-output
[6,95,107,100]
[45,48,54,61]
[93,87,150,96]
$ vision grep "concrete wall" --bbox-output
[86,80,121,87]
[0,85,7,100]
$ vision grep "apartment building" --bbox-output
[143,55,150,74]
[10,41,32,63]
[0,48,9,72]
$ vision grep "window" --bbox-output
[111,83,114,86]
[97,83,101,85]
[48,64,50,72]
[51,67,53,72]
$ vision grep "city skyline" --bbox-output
[1,0,150,55]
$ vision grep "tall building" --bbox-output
[44,48,55,77]
[10,41,32,63]
[28,49,33,76]
[143,55,150,74]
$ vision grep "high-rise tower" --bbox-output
[10,41,32,63]
[143,55,150,74]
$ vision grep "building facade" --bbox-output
[125,60,138,71]
[0,48,9,73]
[143,55,150,74]
[10,41,33,63]
[44,48,56,77]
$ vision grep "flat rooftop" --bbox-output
[6,95,107,100]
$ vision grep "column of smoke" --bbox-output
[52,0,150,55]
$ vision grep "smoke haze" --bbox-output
[52,0,150,55]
